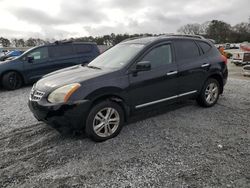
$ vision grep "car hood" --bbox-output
[35,65,113,91]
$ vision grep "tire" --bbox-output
[85,100,124,142]
[197,78,220,107]
[2,71,23,90]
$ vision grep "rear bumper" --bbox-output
[28,99,91,130]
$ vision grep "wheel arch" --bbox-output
[0,70,26,85]
[207,73,224,94]
[85,87,130,122]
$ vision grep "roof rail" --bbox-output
[121,34,207,43]
[122,36,147,42]
[54,40,73,45]
[161,34,205,39]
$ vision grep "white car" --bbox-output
[232,52,250,66]
[243,65,250,76]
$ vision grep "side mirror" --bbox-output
[27,56,34,63]
[135,61,151,72]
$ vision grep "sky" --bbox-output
[0,0,249,39]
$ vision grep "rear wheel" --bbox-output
[85,100,124,142]
[2,71,23,90]
[197,78,220,107]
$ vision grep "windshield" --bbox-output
[18,46,37,58]
[88,43,144,69]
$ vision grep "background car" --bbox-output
[0,41,100,90]
[232,52,250,66]
[0,48,8,57]
[0,50,24,61]
[243,65,250,76]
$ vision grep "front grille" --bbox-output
[30,87,45,102]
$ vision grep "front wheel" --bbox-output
[197,78,220,107]
[85,100,124,142]
[2,71,23,90]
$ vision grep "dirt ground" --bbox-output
[0,63,249,188]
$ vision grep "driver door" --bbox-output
[23,47,53,82]
[127,42,179,109]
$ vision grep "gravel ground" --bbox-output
[0,75,250,187]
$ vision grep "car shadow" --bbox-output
[0,84,33,92]
[127,100,194,125]
[59,100,196,139]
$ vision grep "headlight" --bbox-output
[48,83,81,103]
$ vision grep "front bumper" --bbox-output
[232,60,248,65]
[28,99,91,130]
[243,70,250,76]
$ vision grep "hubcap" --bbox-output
[205,82,219,104]
[93,107,120,138]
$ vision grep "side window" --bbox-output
[198,41,212,54]
[75,44,92,54]
[141,44,172,69]
[50,45,74,58]
[175,40,200,61]
[28,47,49,61]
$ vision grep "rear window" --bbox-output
[74,44,92,54]
[198,41,212,54]
[174,40,200,61]
[50,45,74,58]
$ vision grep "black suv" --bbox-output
[28,35,228,141]
[0,41,100,90]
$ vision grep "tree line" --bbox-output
[0,19,249,48]
[178,19,250,43]
[0,33,157,48]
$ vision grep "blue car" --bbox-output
[0,50,24,61]
[0,41,100,90]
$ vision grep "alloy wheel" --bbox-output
[93,107,120,138]
[205,82,219,104]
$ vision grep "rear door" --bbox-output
[73,44,97,65]
[174,39,210,95]
[48,44,80,70]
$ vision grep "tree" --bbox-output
[17,39,25,47]
[231,22,250,42]
[0,37,11,47]
[206,20,232,43]
[95,37,104,45]
[11,38,19,47]
[177,23,203,35]
[25,38,37,47]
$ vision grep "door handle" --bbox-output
[166,71,178,76]
[201,63,210,67]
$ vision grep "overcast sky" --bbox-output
[0,0,249,39]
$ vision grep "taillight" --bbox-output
[221,55,227,64]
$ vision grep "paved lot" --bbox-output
[0,66,250,187]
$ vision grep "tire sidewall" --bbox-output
[2,71,22,90]
[85,100,124,142]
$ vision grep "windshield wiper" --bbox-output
[86,65,102,70]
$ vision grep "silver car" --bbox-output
[243,65,250,76]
